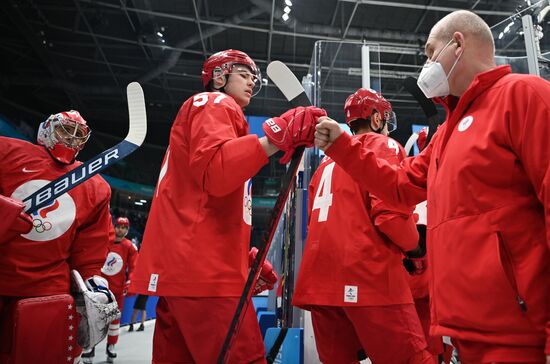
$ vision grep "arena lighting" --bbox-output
[156,31,163,37]
[284,6,291,13]
[139,199,147,203]
[282,12,289,21]
[285,0,292,6]
[135,201,143,206]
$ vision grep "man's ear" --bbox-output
[212,74,227,90]
[453,31,465,55]
[370,112,381,130]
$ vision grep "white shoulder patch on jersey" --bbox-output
[11,179,76,241]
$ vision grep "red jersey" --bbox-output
[101,237,138,296]
[325,66,550,351]
[293,133,418,308]
[0,137,112,297]
[130,92,268,297]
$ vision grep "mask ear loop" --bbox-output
[445,44,463,81]
[433,38,455,64]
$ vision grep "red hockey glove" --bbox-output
[403,245,427,276]
[263,106,327,164]
[248,247,279,295]
[417,127,428,151]
[0,195,33,245]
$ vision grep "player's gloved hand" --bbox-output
[263,106,327,164]
[417,127,428,151]
[123,280,130,296]
[0,195,33,244]
[248,247,279,295]
[403,245,427,275]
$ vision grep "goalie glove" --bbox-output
[248,247,279,295]
[71,270,120,350]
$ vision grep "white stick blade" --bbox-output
[266,61,303,101]
[126,82,147,146]
[404,132,419,155]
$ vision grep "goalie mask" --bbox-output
[201,49,262,96]
[344,88,395,134]
[37,110,91,164]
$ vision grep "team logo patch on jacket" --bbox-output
[458,115,474,132]
[11,179,76,241]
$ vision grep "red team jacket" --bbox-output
[0,137,113,297]
[130,92,268,297]
[293,133,419,308]
[101,237,138,296]
[326,66,550,352]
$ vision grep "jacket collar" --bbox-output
[433,65,511,153]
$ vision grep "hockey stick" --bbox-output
[403,132,420,156]
[217,61,311,364]
[403,76,439,145]
[22,82,147,214]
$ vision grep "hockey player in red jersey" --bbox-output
[130,49,326,363]
[82,217,138,363]
[293,88,432,364]
[0,110,117,364]
[315,10,549,364]
[403,129,445,364]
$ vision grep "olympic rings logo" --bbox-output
[32,218,52,233]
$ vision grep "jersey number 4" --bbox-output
[312,162,336,222]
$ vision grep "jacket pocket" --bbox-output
[495,231,527,313]
[428,217,533,334]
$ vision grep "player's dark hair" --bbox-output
[349,118,370,135]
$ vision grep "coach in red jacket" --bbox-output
[315,10,549,364]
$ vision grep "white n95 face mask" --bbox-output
[417,39,462,99]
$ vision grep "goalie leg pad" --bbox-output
[0,294,81,364]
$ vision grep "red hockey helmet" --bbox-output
[201,49,262,96]
[344,88,394,130]
[115,217,130,229]
[37,110,91,164]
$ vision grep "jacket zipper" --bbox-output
[497,231,527,312]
